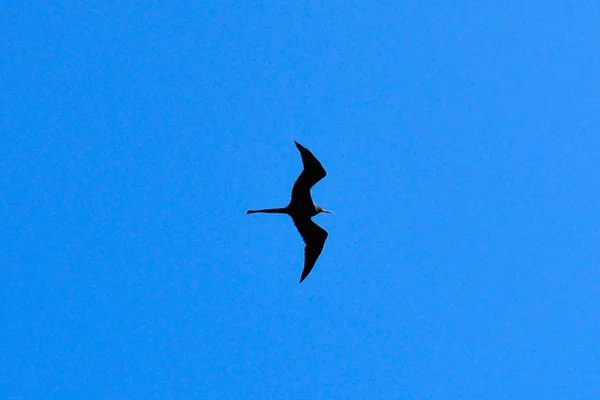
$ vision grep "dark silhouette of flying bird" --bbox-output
[247,141,331,283]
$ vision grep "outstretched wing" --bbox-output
[292,217,328,283]
[290,141,327,207]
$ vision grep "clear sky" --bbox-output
[2,2,599,399]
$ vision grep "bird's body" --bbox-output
[247,141,331,283]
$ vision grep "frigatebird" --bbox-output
[247,141,331,283]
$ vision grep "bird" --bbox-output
[247,141,331,283]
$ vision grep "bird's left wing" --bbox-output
[290,141,327,208]
[292,217,328,283]
[293,141,326,187]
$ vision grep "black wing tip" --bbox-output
[299,260,313,283]
[299,258,319,283]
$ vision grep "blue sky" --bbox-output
[2,2,599,398]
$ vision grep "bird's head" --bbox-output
[317,205,332,214]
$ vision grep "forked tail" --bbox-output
[246,207,288,214]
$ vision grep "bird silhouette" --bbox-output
[247,141,331,283]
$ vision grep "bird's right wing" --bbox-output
[292,217,328,283]
[291,142,327,205]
